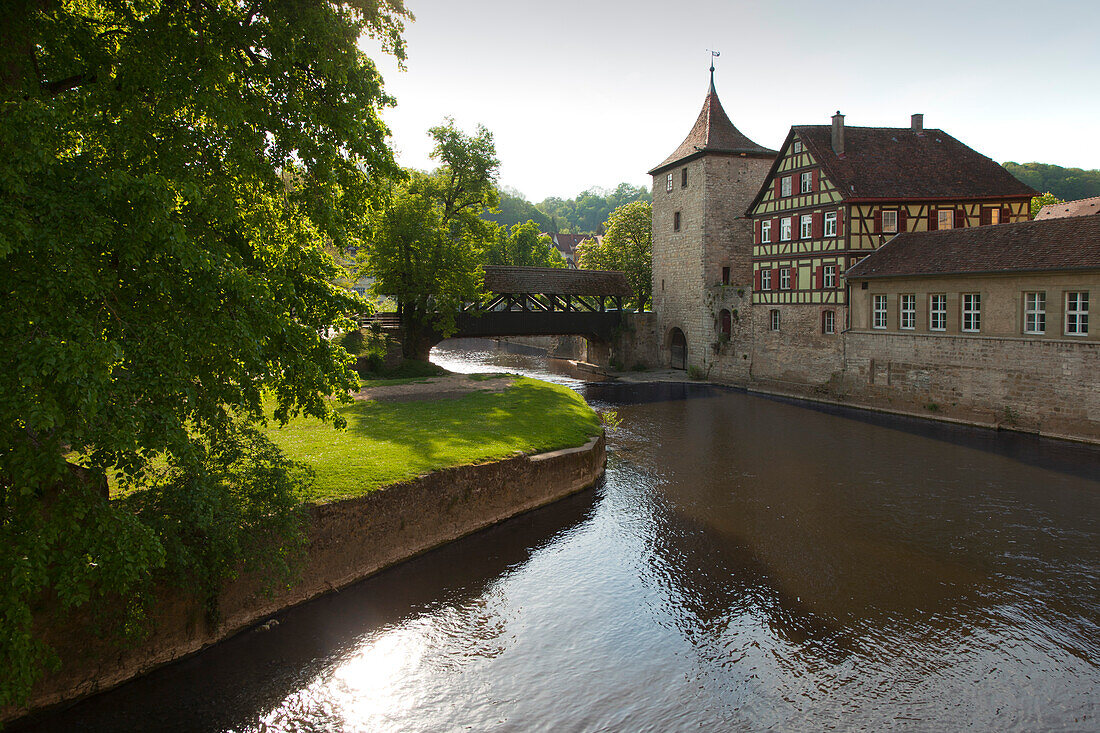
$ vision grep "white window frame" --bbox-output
[962,293,981,333]
[793,140,803,154]
[900,294,916,330]
[937,209,954,230]
[1065,291,1089,336]
[770,309,781,331]
[781,176,792,197]
[823,310,835,335]
[800,214,813,239]
[930,294,947,331]
[780,268,791,290]
[824,211,837,237]
[780,218,792,241]
[761,269,772,291]
[761,220,771,243]
[800,171,812,194]
[872,294,888,330]
[666,173,673,193]
[881,209,898,233]
[824,265,836,289]
[1024,292,1046,335]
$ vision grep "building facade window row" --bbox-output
[758,209,843,244]
[868,290,1090,337]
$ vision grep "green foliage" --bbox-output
[485,220,565,268]
[597,409,622,431]
[576,201,653,310]
[362,121,500,358]
[1004,162,1100,204]
[534,183,651,234]
[0,0,407,705]
[1029,192,1064,218]
[120,424,309,620]
[266,377,603,502]
[483,188,552,231]
[360,359,447,382]
[687,365,708,381]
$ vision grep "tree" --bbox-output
[0,0,408,705]
[534,183,651,233]
[1004,162,1100,203]
[482,187,552,231]
[576,201,652,310]
[485,220,565,268]
[363,121,500,360]
[1030,192,1064,218]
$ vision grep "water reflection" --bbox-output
[17,345,1100,732]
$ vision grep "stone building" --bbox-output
[648,70,775,373]
[843,215,1099,435]
[744,113,1034,385]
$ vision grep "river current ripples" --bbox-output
[18,339,1100,732]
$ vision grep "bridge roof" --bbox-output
[483,266,632,297]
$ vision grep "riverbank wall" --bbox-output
[7,434,606,724]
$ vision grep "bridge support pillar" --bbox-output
[585,338,611,368]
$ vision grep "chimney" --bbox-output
[831,111,845,156]
[911,113,924,134]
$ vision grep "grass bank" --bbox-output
[265,376,602,503]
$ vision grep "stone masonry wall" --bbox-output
[610,312,657,370]
[841,332,1100,439]
[751,304,845,385]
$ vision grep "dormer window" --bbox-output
[793,140,803,153]
[781,176,792,197]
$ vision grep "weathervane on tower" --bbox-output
[707,49,720,86]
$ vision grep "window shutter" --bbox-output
[812,169,820,192]
[774,177,782,198]
[929,208,937,231]
[790,267,798,289]
[1002,205,1012,222]
[899,208,908,232]
[755,219,761,243]
[815,266,823,289]
[771,268,779,289]
[955,208,965,228]
[790,216,798,241]
[754,270,761,291]
[773,217,781,237]
[812,212,823,239]
[980,208,990,226]
[873,209,882,233]
[837,209,845,236]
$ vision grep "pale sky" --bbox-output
[361,0,1100,202]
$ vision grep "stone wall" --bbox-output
[8,436,606,723]
[750,303,845,385]
[610,312,657,370]
[841,331,1099,439]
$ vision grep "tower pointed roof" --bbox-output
[649,72,776,175]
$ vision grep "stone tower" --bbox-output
[649,70,775,375]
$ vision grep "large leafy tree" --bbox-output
[363,121,500,360]
[484,220,565,268]
[0,0,408,705]
[1029,191,1064,218]
[576,200,652,310]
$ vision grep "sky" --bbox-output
[361,0,1100,202]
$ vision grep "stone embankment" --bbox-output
[8,434,605,723]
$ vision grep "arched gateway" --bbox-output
[669,328,687,370]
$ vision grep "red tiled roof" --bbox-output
[795,125,1035,200]
[483,266,632,296]
[845,216,1100,280]
[1035,195,1100,220]
[649,76,775,174]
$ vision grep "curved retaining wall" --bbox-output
[8,434,606,722]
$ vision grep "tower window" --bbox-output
[681,168,688,188]
[721,267,730,285]
[673,211,681,231]
[770,309,781,331]
[666,173,673,193]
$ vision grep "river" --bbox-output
[18,339,1100,731]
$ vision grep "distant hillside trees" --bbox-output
[1004,162,1100,203]
[576,201,652,310]
[483,182,652,234]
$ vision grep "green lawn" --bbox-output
[265,376,602,503]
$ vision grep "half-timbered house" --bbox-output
[743,112,1035,383]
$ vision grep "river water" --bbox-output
[19,340,1100,731]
